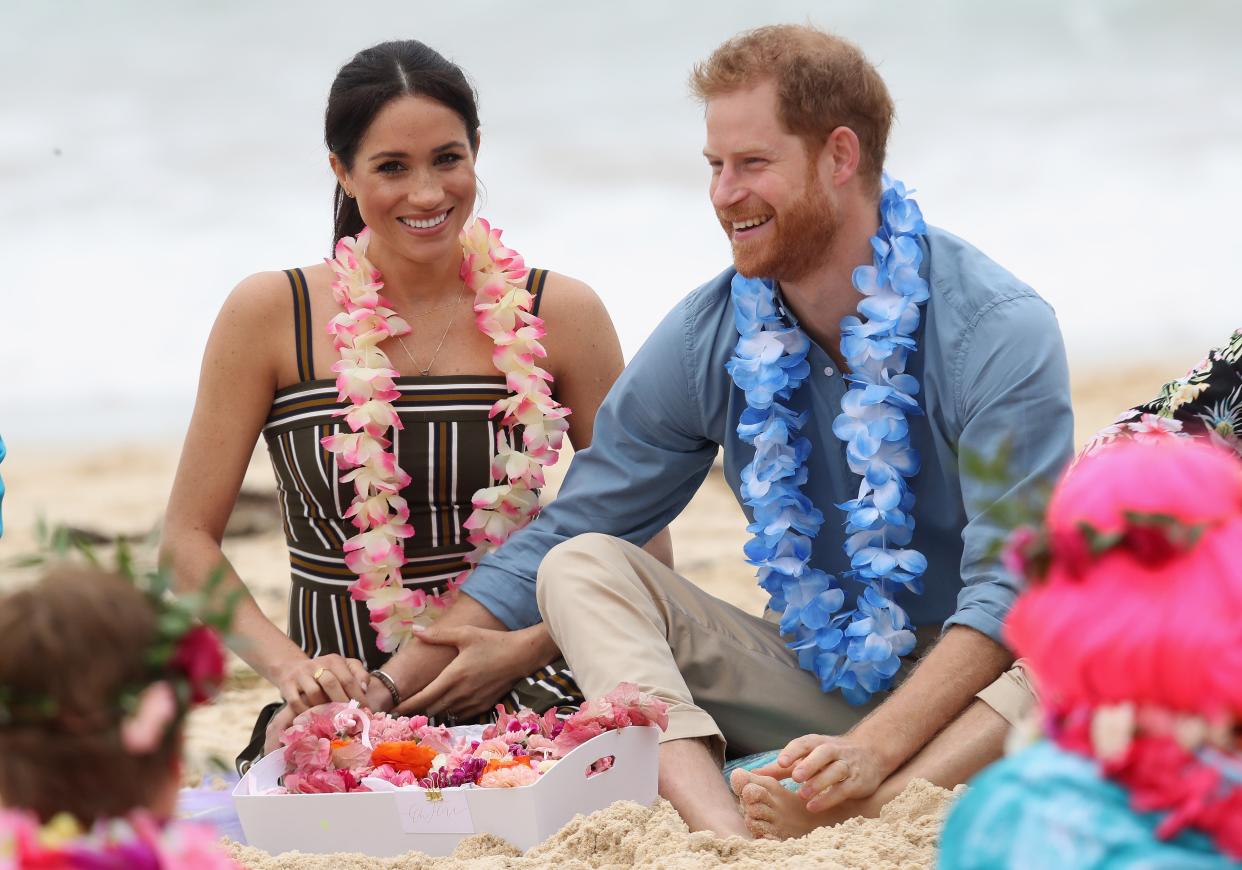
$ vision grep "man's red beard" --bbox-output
[719,169,839,282]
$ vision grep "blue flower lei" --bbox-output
[726,175,930,704]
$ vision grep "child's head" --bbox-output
[1004,439,1242,855]
[1006,438,1242,716]
[0,564,220,825]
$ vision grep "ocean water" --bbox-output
[2,0,1239,445]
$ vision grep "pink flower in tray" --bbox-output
[368,714,420,745]
[284,767,364,794]
[282,733,331,772]
[603,682,670,730]
[286,705,335,739]
[552,718,608,756]
[472,737,516,761]
[478,764,540,788]
[525,734,558,758]
[330,738,372,770]
[415,724,456,755]
[368,763,418,787]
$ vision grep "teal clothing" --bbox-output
[940,741,1237,869]
[0,434,6,537]
[721,750,799,793]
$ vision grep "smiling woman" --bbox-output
[158,39,672,775]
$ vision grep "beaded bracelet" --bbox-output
[369,669,401,710]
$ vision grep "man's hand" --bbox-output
[753,734,888,812]
[394,623,547,718]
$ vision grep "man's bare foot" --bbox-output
[660,738,752,838]
[729,768,868,840]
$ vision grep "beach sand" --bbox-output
[0,364,1174,867]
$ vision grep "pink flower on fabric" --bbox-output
[340,399,404,438]
[322,432,391,469]
[343,540,405,575]
[346,492,409,532]
[1127,413,1184,444]
[332,362,400,405]
[341,460,411,499]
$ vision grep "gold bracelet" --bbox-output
[370,669,401,709]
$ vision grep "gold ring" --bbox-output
[312,667,326,681]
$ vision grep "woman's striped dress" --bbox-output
[264,267,580,707]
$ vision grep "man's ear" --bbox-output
[821,126,861,188]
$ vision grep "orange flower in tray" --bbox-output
[481,757,533,777]
[369,741,438,778]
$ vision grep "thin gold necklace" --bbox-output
[394,287,467,376]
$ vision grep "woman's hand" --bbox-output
[271,653,371,714]
[393,624,552,718]
[263,704,297,753]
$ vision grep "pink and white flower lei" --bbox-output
[321,221,569,653]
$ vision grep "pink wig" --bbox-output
[1006,438,1242,716]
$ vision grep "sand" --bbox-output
[224,780,960,869]
[0,365,1172,866]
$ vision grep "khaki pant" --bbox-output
[536,533,1034,759]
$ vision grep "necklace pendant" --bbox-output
[419,368,431,377]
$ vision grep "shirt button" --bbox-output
[823,366,835,377]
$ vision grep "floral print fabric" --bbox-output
[1084,329,1242,458]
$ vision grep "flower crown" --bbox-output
[0,529,236,754]
[1003,510,1211,585]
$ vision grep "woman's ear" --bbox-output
[329,153,351,194]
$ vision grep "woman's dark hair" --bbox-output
[326,40,481,247]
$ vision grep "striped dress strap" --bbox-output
[527,268,549,317]
[286,268,315,381]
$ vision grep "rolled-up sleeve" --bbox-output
[944,293,1074,645]
[462,296,720,629]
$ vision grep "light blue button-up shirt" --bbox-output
[463,227,1074,648]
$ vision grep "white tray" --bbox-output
[232,724,659,857]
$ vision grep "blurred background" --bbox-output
[2,0,1240,446]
